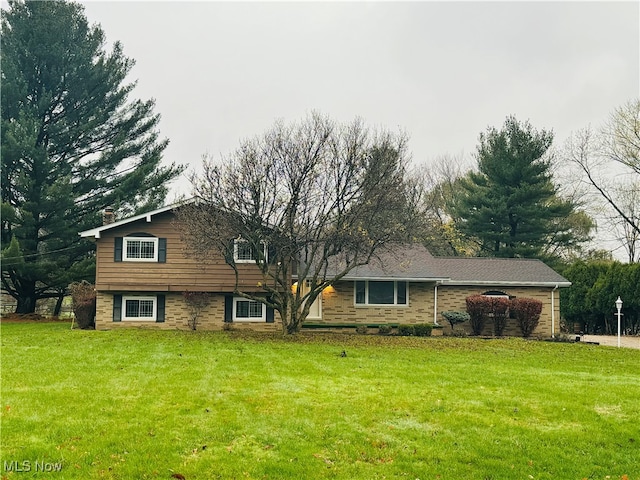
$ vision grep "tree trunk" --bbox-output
[15,285,37,314]
[281,301,304,335]
[53,294,64,316]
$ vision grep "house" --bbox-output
[80,204,570,336]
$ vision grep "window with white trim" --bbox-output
[355,281,408,306]
[233,238,268,263]
[233,297,266,322]
[124,237,158,261]
[122,296,157,321]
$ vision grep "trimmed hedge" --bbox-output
[397,324,432,337]
[413,323,433,337]
[465,295,488,335]
[397,324,414,336]
[378,325,393,335]
[465,295,510,336]
[511,297,543,337]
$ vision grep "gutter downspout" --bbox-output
[433,282,440,325]
[551,284,559,338]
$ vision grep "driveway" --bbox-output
[578,334,640,350]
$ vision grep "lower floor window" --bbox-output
[355,280,408,306]
[233,298,265,322]
[123,296,157,321]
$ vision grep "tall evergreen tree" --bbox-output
[1,0,183,313]
[449,116,592,259]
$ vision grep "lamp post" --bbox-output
[615,296,623,348]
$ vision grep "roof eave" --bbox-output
[342,276,449,282]
[292,274,450,282]
[79,199,191,239]
[442,280,572,287]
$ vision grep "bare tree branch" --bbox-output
[177,112,414,333]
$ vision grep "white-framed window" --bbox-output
[233,238,268,263]
[354,280,408,306]
[122,296,157,321]
[233,297,266,322]
[124,237,158,262]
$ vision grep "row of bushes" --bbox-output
[355,324,434,336]
[442,295,543,337]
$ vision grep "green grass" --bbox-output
[1,322,639,479]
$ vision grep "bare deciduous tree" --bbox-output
[410,155,474,256]
[608,181,640,262]
[604,99,640,175]
[183,291,211,331]
[563,99,640,261]
[177,112,415,334]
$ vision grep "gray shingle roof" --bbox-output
[331,243,570,286]
[430,256,570,286]
[340,244,446,281]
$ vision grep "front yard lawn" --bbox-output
[1,322,639,479]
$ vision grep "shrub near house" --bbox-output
[68,281,96,329]
[441,311,470,331]
[464,295,545,338]
[511,298,543,338]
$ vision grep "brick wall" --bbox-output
[321,282,435,325]
[319,282,560,337]
[95,283,561,337]
[95,292,280,332]
[436,285,560,337]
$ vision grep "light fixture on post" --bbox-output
[615,296,623,348]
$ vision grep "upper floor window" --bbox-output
[355,280,408,306]
[233,238,267,263]
[114,236,166,263]
[124,237,158,261]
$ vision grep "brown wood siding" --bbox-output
[94,212,265,292]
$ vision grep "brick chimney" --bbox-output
[102,207,115,225]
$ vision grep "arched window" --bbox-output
[482,291,515,317]
[482,290,509,297]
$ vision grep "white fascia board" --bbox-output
[293,275,450,282]
[441,280,572,288]
[342,276,450,282]
[79,199,192,239]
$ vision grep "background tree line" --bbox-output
[561,260,640,334]
[413,102,639,335]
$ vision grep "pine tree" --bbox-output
[449,116,591,259]
[1,0,183,313]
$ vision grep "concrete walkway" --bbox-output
[578,334,640,350]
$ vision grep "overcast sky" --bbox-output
[76,1,639,201]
